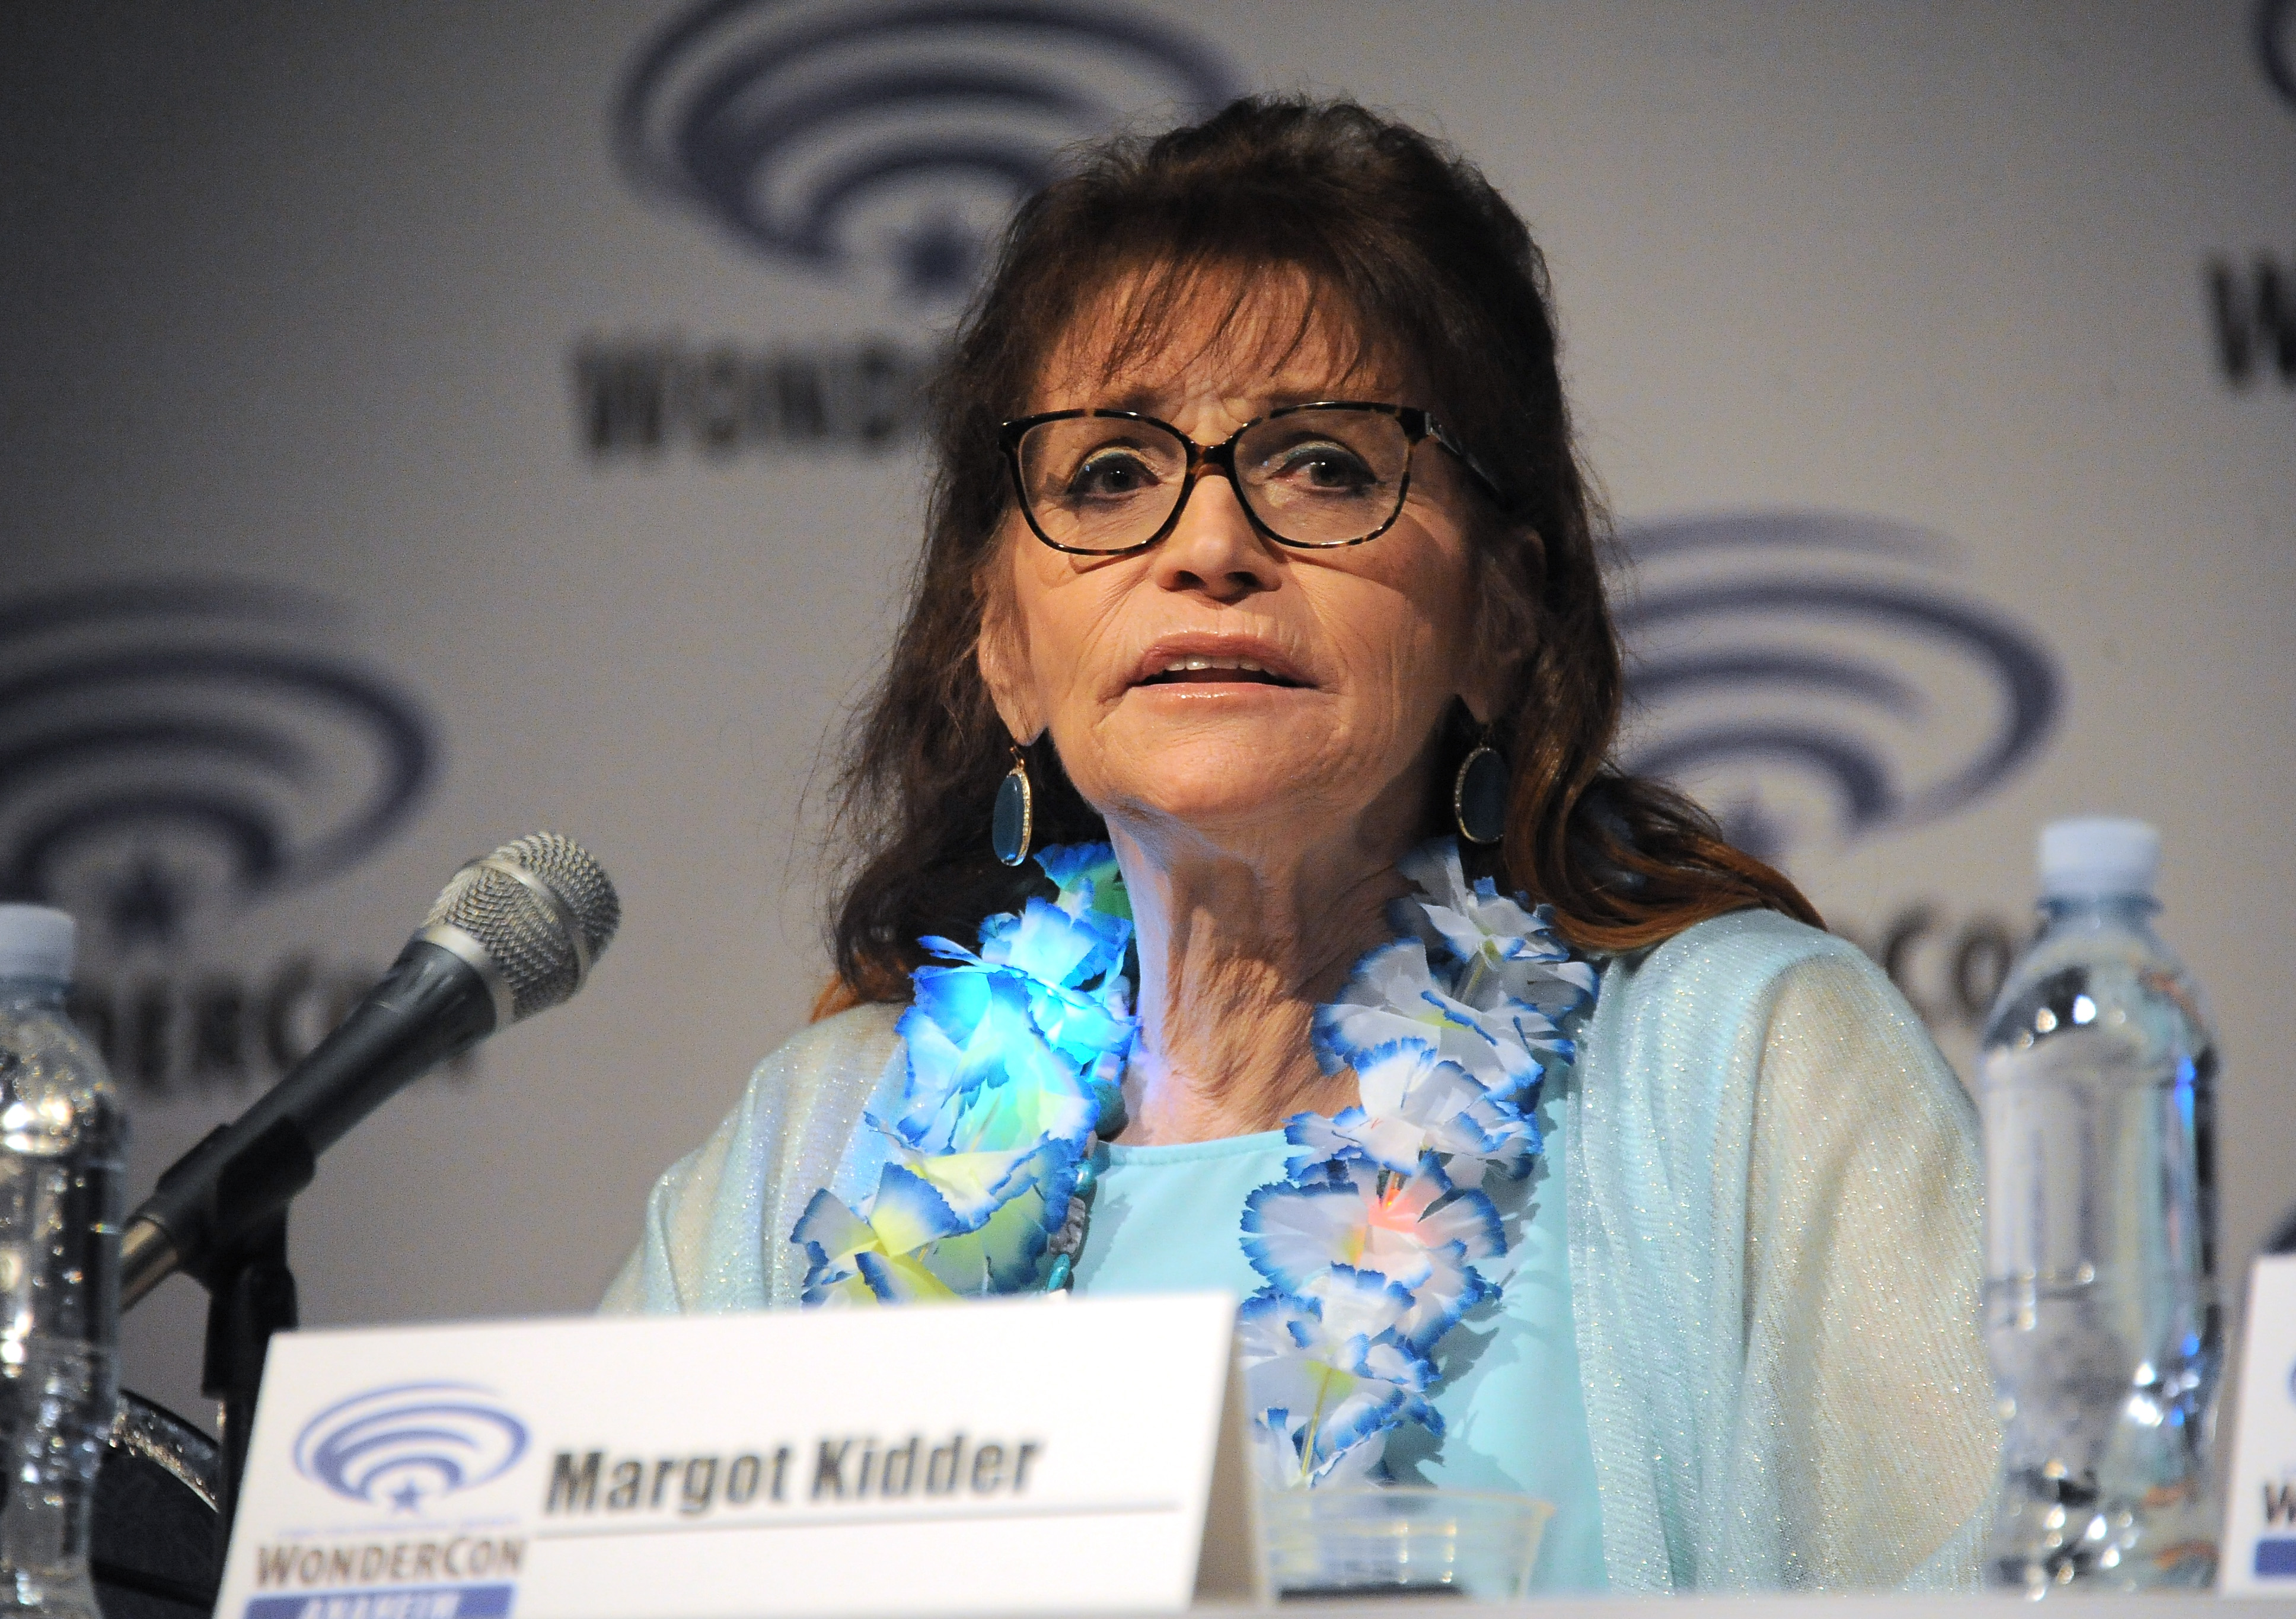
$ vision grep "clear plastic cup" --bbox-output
[1260,1486,1555,1599]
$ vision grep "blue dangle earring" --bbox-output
[991,744,1034,866]
[1453,729,1509,845]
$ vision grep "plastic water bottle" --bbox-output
[0,907,125,1619]
[1980,818,2220,1592]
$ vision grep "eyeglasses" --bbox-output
[998,400,1510,556]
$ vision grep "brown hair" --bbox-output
[821,96,1816,1007]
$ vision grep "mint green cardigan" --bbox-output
[604,909,1997,1591]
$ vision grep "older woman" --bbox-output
[604,98,1995,1592]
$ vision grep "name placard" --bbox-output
[214,1293,1261,1619]
[2224,1256,2296,1591]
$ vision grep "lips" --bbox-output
[1128,640,1312,690]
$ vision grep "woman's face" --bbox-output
[980,279,1503,863]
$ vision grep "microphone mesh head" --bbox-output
[423,833,621,1021]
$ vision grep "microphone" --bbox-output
[119,832,621,1309]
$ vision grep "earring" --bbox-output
[991,745,1034,866]
[1453,732,1508,846]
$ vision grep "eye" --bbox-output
[1064,445,1163,501]
[1264,438,1379,495]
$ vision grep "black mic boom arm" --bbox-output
[119,936,496,1308]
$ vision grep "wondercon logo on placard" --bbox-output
[613,0,1243,302]
[1611,511,2062,862]
[2261,1357,2296,1576]
[294,1382,531,1515]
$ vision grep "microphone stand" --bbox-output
[126,1105,322,1559]
[119,936,495,1551]
[111,836,617,1563]
[199,1212,298,1558]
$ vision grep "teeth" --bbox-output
[1159,656,1270,675]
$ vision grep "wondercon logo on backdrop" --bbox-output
[294,1382,530,1514]
[1611,512,2061,863]
[2205,0,2294,388]
[614,0,1242,302]
[0,579,434,954]
[2263,0,2296,109]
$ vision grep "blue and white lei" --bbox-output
[791,839,1597,1488]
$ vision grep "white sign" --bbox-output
[2222,1257,2296,1592]
[214,1293,1262,1619]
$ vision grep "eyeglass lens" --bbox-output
[1015,409,1415,553]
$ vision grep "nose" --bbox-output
[1150,464,1279,604]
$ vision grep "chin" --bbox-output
[1085,745,1361,846]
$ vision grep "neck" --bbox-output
[1108,823,1408,1145]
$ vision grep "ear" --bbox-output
[1458,658,1513,730]
[1459,524,1541,729]
[975,575,1047,744]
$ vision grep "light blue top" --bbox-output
[1073,1101,1607,1591]
[604,909,1998,1591]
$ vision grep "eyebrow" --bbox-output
[1082,385,1379,419]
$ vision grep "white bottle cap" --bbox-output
[0,905,75,983]
[2038,816,2161,900]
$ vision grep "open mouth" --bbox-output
[1137,656,1307,689]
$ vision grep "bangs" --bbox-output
[996,193,1418,417]
[1052,251,1392,406]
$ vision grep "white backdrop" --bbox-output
[0,1,2288,1426]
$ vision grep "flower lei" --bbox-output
[792,839,1597,1488]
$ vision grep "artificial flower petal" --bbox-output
[854,1249,962,1304]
